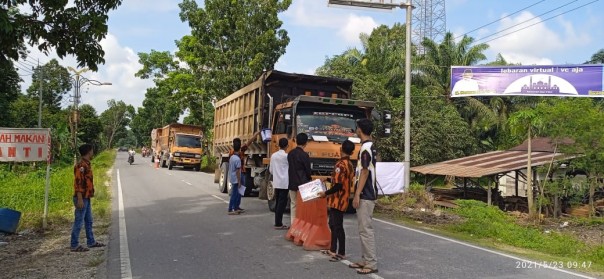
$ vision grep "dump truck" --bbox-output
[213,70,377,211]
[151,123,204,171]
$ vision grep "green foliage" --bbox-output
[0,58,21,127]
[100,99,135,148]
[26,59,72,113]
[0,151,115,230]
[451,200,602,261]
[78,104,103,149]
[1,1,123,71]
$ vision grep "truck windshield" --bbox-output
[176,135,201,148]
[296,108,364,141]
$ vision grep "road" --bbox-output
[106,152,597,279]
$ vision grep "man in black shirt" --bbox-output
[287,133,311,223]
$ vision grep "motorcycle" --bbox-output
[128,154,134,165]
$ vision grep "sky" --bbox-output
[15,0,604,114]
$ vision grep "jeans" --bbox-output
[70,197,96,248]
[329,208,345,255]
[274,188,289,227]
[228,183,241,212]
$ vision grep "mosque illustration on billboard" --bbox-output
[521,76,560,94]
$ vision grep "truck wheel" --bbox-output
[168,160,173,170]
[244,172,253,196]
[151,156,155,163]
[268,200,276,212]
[194,166,200,172]
[161,159,167,168]
[218,162,229,193]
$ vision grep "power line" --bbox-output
[479,0,599,45]
[456,0,548,39]
[474,0,581,43]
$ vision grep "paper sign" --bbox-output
[299,179,326,202]
[238,186,246,196]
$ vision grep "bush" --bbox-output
[0,151,115,230]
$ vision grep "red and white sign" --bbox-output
[0,128,51,162]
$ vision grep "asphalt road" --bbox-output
[106,152,598,279]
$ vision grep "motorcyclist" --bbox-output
[128,148,135,164]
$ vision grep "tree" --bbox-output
[100,99,135,148]
[586,49,604,64]
[26,59,72,113]
[508,108,545,218]
[176,0,291,100]
[78,104,103,149]
[0,58,21,126]
[1,1,122,71]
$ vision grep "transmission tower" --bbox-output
[412,0,446,54]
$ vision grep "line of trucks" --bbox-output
[149,70,385,211]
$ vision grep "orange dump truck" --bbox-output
[213,70,376,210]
[151,123,203,171]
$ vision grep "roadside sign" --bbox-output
[451,64,604,98]
[0,128,51,162]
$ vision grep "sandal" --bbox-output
[71,246,89,252]
[321,250,336,257]
[329,254,346,262]
[274,225,289,230]
[88,242,105,248]
[357,268,379,275]
[348,262,365,269]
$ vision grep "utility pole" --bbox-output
[37,59,43,128]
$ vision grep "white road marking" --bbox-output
[117,169,133,279]
[181,180,192,186]
[373,218,595,279]
[340,259,384,279]
[211,194,229,204]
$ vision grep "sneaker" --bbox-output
[235,208,246,213]
[228,211,240,215]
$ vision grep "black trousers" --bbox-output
[274,188,289,227]
[328,208,345,255]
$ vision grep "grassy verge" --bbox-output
[377,197,604,275]
[0,150,115,230]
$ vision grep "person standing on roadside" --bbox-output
[228,138,244,215]
[287,133,311,223]
[71,144,105,252]
[229,130,261,212]
[270,138,289,229]
[349,119,379,275]
[318,139,355,262]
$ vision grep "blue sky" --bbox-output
[19,0,604,113]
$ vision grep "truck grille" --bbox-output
[310,159,337,172]
[179,153,197,158]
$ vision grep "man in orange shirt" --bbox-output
[318,139,355,261]
[70,144,105,252]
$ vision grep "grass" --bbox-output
[0,150,115,231]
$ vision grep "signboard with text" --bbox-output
[450,65,604,98]
[0,128,51,162]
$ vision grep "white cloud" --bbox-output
[284,0,379,44]
[16,33,153,114]
[487,11,591,65]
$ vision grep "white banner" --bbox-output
[0,128,51,162]
[376,162,405,195]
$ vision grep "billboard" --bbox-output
[450,65,604,98]
[0,128,51,162]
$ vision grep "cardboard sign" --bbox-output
[299,179,326,202]
[0,128,51,162]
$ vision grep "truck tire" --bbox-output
[168,160,173,170]
[194,166,200,172]
[244,172,253,196]
[267,180,275,212]
[218,162,229,193]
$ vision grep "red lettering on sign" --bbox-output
[0,147,3,157]
[23,147,31,158]
[39,147,43,158]
[8,147,16,157]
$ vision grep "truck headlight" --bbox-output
[195,154,201,158]
[174,152,181,157]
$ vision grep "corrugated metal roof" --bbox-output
[411,139,577,178]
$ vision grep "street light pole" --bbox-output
[67,67,111,164]
[328,0,414,190]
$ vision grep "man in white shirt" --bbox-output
[452,69,480,96]
[270,138,289,229]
